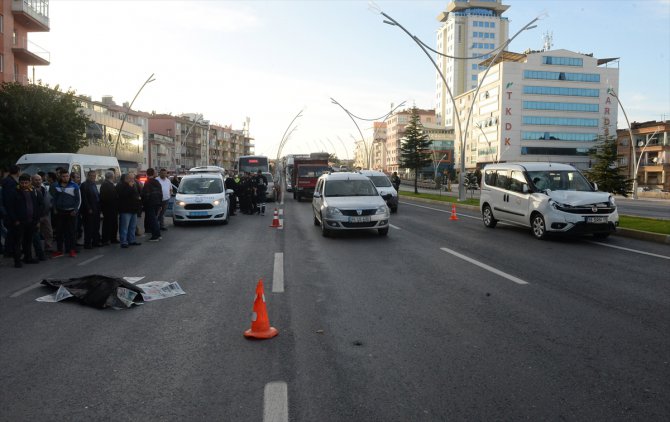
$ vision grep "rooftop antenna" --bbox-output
[543,31,553,51]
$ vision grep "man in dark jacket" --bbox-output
[141,168,163,241]
[224,172,238,216]
[80,170,102,248]
[7,174,40,267]
[1,165,20,257]
[100,171,119,245]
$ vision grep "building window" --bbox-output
[491,22,495,28]
[0,14,4,33]
[524,70,600,82]
[522,116,599,127]
[523,85,600,97]
[542,56,584,67]
[523,131,598,141]
[523,101,599,112]
[521,147,590,156]
[484,21,490,28]
[0,54,3,73]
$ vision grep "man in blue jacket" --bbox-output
[49,170,81,258]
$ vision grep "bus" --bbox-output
[237,155,269,174]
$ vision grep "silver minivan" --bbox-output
[479,162,618,239]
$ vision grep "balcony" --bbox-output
[12,0,50,32]
[12,37,50,65]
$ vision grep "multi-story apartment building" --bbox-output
[435,0,509,128]
[384,108,437,173]
[0,0,50,84]
[453,49,619,171]
[617,120,670,192]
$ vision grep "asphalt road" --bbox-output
[1,195,669,421]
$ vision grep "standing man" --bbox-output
[224,172,238,216]
[141,168,163,242]
[50,170,81,258]
[7,174,40,267]
[31,174,51,258]
[80,170,102,249]
[156,168,173,231]
[254,170,268,216]
[100,171,119,245]
[1,165,20,258]
[391,172,401,192]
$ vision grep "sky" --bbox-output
[31,0,670,160]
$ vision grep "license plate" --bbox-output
[586,216,607,224]
[350,216,370,223]
[189,211,208,216]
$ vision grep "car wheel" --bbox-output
[482,205,497,228]
[531,212,547,240]
[320,213,330,237]
[593,232,610,240]
[378,227,389,236]
[222,214,229,225]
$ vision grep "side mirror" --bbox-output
[522,184,529,194]
[591,182,598,191]
[382,193,392,200]
[225,189,234,194]
[313,192,321,198]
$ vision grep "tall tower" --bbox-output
[435,0,509,129]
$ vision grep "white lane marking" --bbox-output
[263,381,288,422]
[273,253,284,293]
[77,255,104,267]
[10,283,42,298]
[390,224,401,230]
[440,247,529,285]
[401,201,480,220]
[587,241,670,260]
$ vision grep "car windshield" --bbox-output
[263,173,274,183]
[527,170,593,192]
[298,166,329,177]
[324,180,378,197]
[367,175,392,187]
[178,177,223,194]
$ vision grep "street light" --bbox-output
[607,88,642,199]
[276,108,304,163]
[114,73,156,157]
[633,129,659,195]
[376,7,542,200]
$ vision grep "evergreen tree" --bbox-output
[586,135,632,196]
[399,107,432,193]
[0,82,90,168]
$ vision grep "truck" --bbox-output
[283,154,309,192]
[291,153,331,201]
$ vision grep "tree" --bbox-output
[0,82,91,168]
[399,107,432,194]
[586,134,632,196]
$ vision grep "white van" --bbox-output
[16,153,121,186]
[479,162,618,239]
[173,172,232,226]
[358,169,398,212]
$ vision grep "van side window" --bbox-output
[495,171,510,189]
[484,169,497,186]
[509,171,527,193]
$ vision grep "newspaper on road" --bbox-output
[136,281,186,302]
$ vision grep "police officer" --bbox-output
[224,172,238,216]
[253,170,268,216]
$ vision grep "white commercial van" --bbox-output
[172,171,233,226]
[479,162,618,239]
[16,153,121,186]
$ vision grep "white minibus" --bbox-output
[16,153,121,186]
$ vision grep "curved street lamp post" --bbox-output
[113,73,156,157]
[376,7,541,200]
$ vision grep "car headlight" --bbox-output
[608,196,616,207]
[325,207,342,218]
[213,200,221,206]
[376,205,389,216]
[550,200,568,210]
[177,201,186,207]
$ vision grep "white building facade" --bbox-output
[454,49,619,170]
[435,0,510,128]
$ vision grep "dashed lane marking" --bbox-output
[77,254,104,267]
[440,247,529,285]
[390,224,401,230]
[10,283,42,298]
[587,241,670,260]
[400,201,480,220]
[273,252,284,293]
[264,381,288,422]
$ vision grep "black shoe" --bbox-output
[160,227,168,231]
[121,244,129,249]
[148,236,161,242]
[129,242,142,246]
[24,258,39,264]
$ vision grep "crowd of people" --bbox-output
[225,169,269,216]
[0,165,174,268]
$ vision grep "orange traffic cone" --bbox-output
[244,279,278,339]
[270,208,281,228]
[450,203,458,220]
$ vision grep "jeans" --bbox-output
[119,213,137,246]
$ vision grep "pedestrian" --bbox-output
[253,169,268,216]
[31,174,51,259]
[238,173,253,215]
[224,172,238,216]
[6,174,40,267]
[70,171,84,247]
[50,170,81,258]
[80,170,102,249]
[140,168,163,242]
[100,171,119,245]
[116,173,142,248]
[1,165,20,257]
[391,172,401,191]
[156,168,173,231]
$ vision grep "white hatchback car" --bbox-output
[172,173,232,225]
[312,172,390,237]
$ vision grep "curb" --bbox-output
[400,195,669,245]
